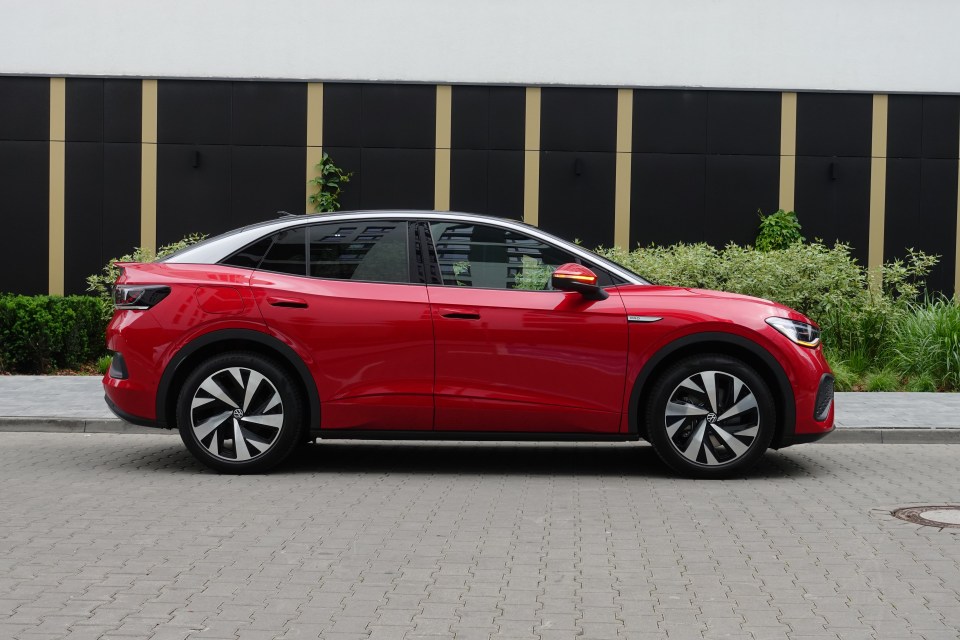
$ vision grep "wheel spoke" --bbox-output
[701,372,719,413]
[242,371,264,413]
[666,401,708,418]
[681,419,707,461]
[191,396,215,409]
[233,418,253,461]
[240,426,274,452]
[240,413,284,429]
[736,425,759,438]
[194,410,232,440]
[717,393,758,422]
[711,423,750,457]
[199,377,238,409]
[263,391,281,413]
[678,378,705,394]
[666,417,686,438]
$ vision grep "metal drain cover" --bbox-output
[892,505,960,528]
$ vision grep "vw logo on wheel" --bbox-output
[232,408,245,419]
[706,412,718,423]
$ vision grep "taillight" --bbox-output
[114,285,171,310]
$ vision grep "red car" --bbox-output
[103,211,834,478]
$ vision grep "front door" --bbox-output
[426,220,629,433]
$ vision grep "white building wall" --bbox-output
[0,0,957,93]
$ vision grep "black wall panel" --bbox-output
[795,156,871,263]
[231,82,306,147]
[921,96,960,160]
[0,141,48,294]
[101,143,141,264]
[103,80,141,143]
[540,88,617,153]
[707,91,780,156]
[451,86,524,151]
[66,79,103,142]
[157,144,231,244]
[323,84,362,148]
[631,153,705,246]
[0,77,49,141]
[796,93,872,157]
[158,80,231,145]
[918,159,958,294]
[64,142,103,294]
[361,85,436,149]
[704,155,780,246]
[231,146,305,225]
[885,158,959,294]
[359,148,434,209]
[538,151,615,249]
[321,147,362,211]
[634,90,707,154]
[887,95,922,159]
[450,149,523,218]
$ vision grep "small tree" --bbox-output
[308,152,353,213]
[756,209,804,251]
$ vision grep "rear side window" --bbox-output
[260,227,308,275]
[308,221,410,283]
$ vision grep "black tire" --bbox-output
[176,351,305,473]
[644,354,775,479]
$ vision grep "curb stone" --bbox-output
[2,417,960,443]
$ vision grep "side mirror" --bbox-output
[551,263,608,301]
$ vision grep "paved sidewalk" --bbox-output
[1,375,959,442]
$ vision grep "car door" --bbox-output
[425,219,629,434]
[248,219,434,431]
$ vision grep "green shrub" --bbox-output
[905,374,938,392]
[0,295,110,373]
[596,240,941,388]
[97,354,113,375]
[86,233,207,308]
[864,369,900,392]
[889,297,960,389]
[756,209,804,251]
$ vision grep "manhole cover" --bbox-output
[892,505,960,528]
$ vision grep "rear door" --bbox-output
[246,219,434,431]
[425,220,629,433]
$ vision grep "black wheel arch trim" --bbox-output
[156,328,321,434]
[628,331,796,446]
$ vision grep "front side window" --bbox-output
[429,222,578,291]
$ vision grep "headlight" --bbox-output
[765,317,820,348]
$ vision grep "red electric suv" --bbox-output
[103,211,834,477]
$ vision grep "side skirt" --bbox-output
[317,430,642,443]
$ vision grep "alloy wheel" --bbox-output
[189,367,284,462]
[664,370,760,467]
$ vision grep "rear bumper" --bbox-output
[104,394,164,429]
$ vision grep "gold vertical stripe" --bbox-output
[868,94,888,288]
[779,92,797,212]
[306,82,323,211]
[48,77,65,296]
[140,79,157,253]
[614,89,633,250]
[524,87,541,226]
[434,85,452,211]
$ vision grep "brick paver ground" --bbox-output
[1,433,958,640]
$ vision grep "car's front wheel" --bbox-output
[176,351,304,473]
[645,354,775,479]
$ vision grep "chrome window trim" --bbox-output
[164,211,648,286]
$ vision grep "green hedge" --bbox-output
[0,295,110,373]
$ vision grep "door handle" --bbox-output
[266,296,308,309]
[439,307,480,320]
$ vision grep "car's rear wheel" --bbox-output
[176,351,304,473]
[645,354,775,479]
